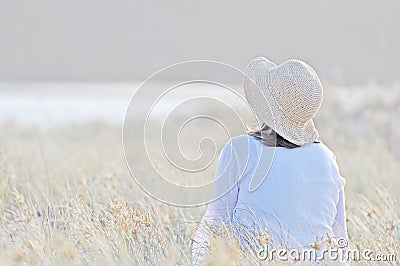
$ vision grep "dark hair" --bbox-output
[247,124,319,149]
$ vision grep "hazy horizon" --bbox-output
[1,0,399,86]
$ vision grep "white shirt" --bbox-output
[192,134,347,263]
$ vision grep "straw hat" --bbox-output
[244,57,323,146]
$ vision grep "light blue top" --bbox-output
[193,134,347,262]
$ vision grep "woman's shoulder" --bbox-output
[222,134,256,149]
[309,142,346,188]
[220,134,258,163]
[309,141,337,160]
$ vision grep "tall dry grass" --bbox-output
[0,85,399,265]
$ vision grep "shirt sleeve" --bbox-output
[330,151,348,240]
[332,187,348,240]
[192,140,240,265]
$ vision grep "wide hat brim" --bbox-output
[244,57,319,146]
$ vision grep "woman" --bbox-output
[192,57,347,264]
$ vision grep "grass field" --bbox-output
[0,84,399,265]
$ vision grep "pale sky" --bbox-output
[0,0,399,85]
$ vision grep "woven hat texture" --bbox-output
[244,57,323,146]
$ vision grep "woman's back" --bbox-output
[231,135,346,248]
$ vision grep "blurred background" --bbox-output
[1,0,399,125]
[1,0,400,196]
[1,0,399,189]
[0,0,399,84]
